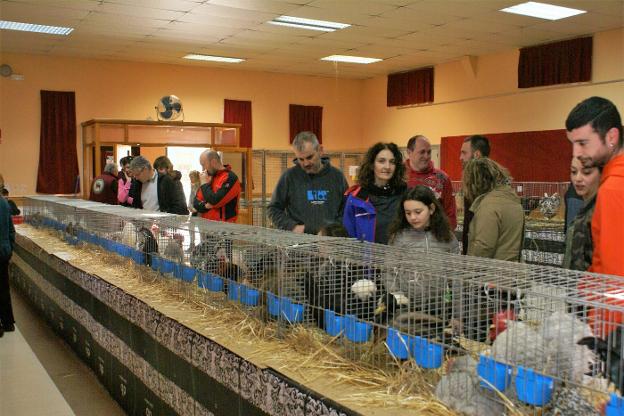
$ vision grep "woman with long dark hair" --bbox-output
[342,142,407,244]
[388,185,459,253]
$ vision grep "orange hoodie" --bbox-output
[590,153,624,277]
[586,153,624,335]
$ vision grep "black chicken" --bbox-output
[578,327,624,392]
[137,226,158,266]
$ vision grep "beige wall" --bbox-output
[0,54,363,195]
[1,28,622,196]
[361,28,624,147]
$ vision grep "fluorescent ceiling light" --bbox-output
[184,54,245,63]
[500,2,586,20]
[0,20,73,35]
[321,55,382,64]
[268,15,350,32]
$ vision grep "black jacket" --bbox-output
[130,172,189,215]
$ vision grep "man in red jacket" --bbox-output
[405,135,457,229]
[193,150,241,223]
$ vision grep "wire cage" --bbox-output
[452,181,570,268]
[20,196,624,415]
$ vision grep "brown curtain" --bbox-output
[289,104,323,144]
[518,36,592,88]
[37,90,79,194]
[223,99,252,147]
[387,67,434,107]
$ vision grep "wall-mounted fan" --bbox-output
[155,95,183,121]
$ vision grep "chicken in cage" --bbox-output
[19,195,624,415]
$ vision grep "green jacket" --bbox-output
[562,196,596,271]
[467,185,524,261]
[0,197,15,261]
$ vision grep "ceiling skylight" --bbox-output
[268,16,350,32]
[500,2,586,20]
[183,54,245,63]
[321,55,382,64]
[0,20,73,35]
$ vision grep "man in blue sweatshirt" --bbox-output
[268,131,349,234]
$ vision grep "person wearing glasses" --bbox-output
[128,156,188,215]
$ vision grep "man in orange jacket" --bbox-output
[193,149,241,223]
[567,97,623,334]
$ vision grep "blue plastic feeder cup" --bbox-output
[159,259,175,274]
[180,266,196,283]
[280,298,304,323]
[131,250,145,264]
[515,366,554,406]
[324,310,345,336]
[606,393,624,416]
[344,315,372,343]
[267,293,280,317]
[411,337,443,369]
[202,273,223,292]
[477,355,512,391]
[150,256,161,271]
[227,280,241,301]
[387,328,411,360]
[240,285,260,306]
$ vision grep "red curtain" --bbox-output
[37,90,79,194]
[440,129,572,182]
[223,99,252,147]
[518,36,592,88]
[387,67,434,107]
[289,104,323,144]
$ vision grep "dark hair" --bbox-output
[153,156,173,171]
[406,135,427,151]
[120,156,134,167]
[319,223,349,238]
[357,142,406,190]
[566,96,623,148]
[1,188,8,196]
[464,135,491,157]
[388,185,453,243]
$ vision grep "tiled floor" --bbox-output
[0,289,125,416]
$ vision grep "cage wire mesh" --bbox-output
[20,196,624,415]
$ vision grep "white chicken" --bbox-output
[435,355,506,416]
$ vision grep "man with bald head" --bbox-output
[193,149,241,222]
[405,135,457,229]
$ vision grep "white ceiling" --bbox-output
[0,0,622,79]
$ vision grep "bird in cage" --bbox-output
[543,387,600,416]
[136,226,158,266]
[121,222,137,247]
[491,320,552,373]
[303,260,383,328]
[538,193,562,220]
[161,237,184,263]
[190,238,222,273]
[542,311,596,383]
[578,327,624,393]
[434,355,505,416]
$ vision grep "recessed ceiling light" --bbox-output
[183,54,245,63]
[0,20,73,35]
[268,15,350,32]
[321,55,382,64]
[500,2,586,20]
